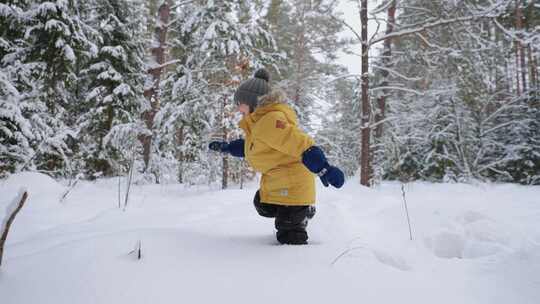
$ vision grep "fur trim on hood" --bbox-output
[258,88,288,107]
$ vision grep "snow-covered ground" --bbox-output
[0,172,539,304]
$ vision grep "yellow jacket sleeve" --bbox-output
[253,111,315,158]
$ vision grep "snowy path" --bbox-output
[0,173,539,304]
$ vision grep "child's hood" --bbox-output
[249,89,299,126]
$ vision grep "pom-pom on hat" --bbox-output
[234,68,271,112]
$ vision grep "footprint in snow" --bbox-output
[425,211,510,259]
[332,245,412,271]
[372,249,412,271]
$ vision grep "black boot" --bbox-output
[276,229,308,245]
[275,206,310,245]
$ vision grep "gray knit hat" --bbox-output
[234,68,271,112]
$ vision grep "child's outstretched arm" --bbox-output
[208,139,245,157]
[301,146,344,188]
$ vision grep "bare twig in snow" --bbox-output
[118,174,122,209]
[60,177,79,203]
[401,183,413,241]
[123,153,135,211]
[0,189,28,267]
[331,245,368,266]
[128,240,142,260]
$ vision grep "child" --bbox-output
[209,68,344,245]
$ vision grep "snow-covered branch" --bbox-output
[370,86,425,95]
[371,64,422,81]
[370,14,501,46]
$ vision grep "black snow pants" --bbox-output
[253,190,315,245]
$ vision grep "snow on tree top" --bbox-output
[44,20,71,36]
[31,2,59,17]
[113,83,131,97]
[101,46,127,62]
[63,45,76,62]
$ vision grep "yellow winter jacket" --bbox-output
[239,97,316,206]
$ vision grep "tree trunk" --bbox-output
[140,2,171,171]
[515,0,527,94]
[505,57,511,95]
[221,96,229,190]
[239,162,245,190]
[359,0,371,186]
[293,6,307,108]
[515,47,522,95]
[527,46,537,90]
[266,0,283,27]
[175,125,185,183]
[375,1,396,139]
[534,54,539,103]
[222,152,229,189]
[515,41,521,96]
[533,54,539,91]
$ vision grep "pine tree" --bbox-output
[1,0,94,177]
[76,0,147,178]
[17,0,95,176]
[0,1,33,177]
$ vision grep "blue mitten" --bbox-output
[209,141,229,152]
[209,139,245,157]
[227,139,245,157]
[318,166,345,188]
[302,146,345,188]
